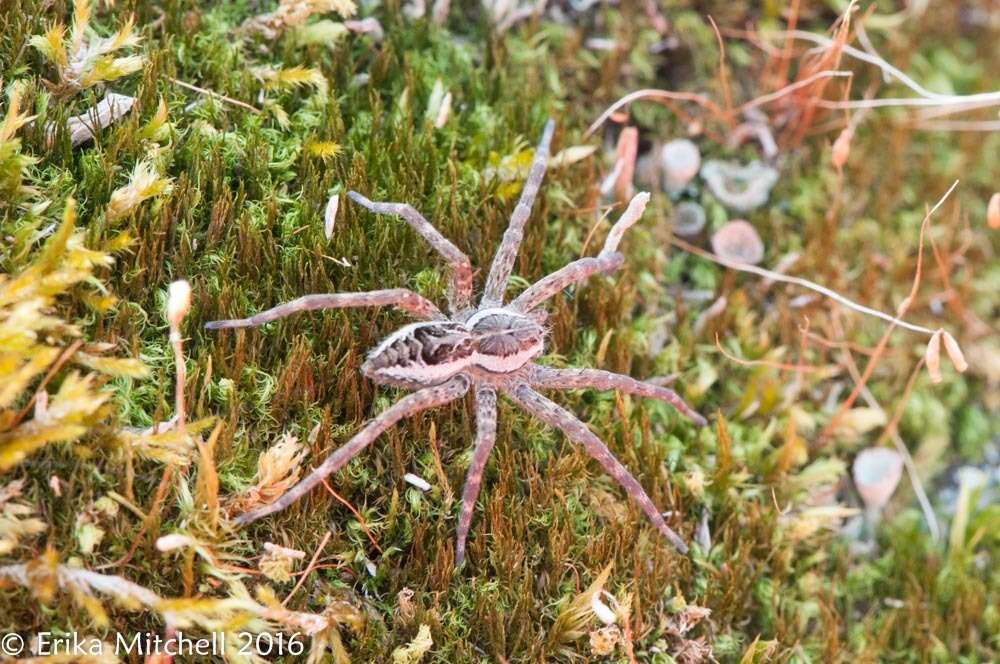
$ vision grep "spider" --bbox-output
[207,120,706,565]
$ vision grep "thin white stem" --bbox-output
[170,329,186,434]
[672,180,959,338]
[911,120,1000,132]
[585,89,721,138]
[810,97,1000,111]
[169,77,262,113]
[739,70,853,112]
[917,99,1000,120]
[671,238,937,336]
[764,30,1000,107]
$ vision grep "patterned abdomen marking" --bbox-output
[363,322,474,384]
[363,311,545,385]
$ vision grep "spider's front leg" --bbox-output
[505,383,689,555]
[528,364,707,426]
[455,385,498,566]
[234,375,470,526]
[346,192,473,314]
[204,288,444,329]
[481,118,556,307]
[511,192,649,313]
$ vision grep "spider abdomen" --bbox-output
[363,321,473,384]
[362,309,544,385]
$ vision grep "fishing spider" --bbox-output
[207,120,706,565]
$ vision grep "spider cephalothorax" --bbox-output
[207,120,706,565]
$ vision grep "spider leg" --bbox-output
[455,385,498,566]
[528,364,707,426]
[510,192,649,312]
[505,383,689,554]
[204,289,444,330]
[511,254,624,312]
[347,191,473,314]
[481,119,556,307]
[234,375,470,526]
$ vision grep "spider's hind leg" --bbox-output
[505,383,689,555]
[528,364,707,426]
[234,375,470,526]
[454,385,498,566]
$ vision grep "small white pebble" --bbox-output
[673,201,706,237]
[434,92,452,129]
[701,159,779,213]
[591,592,618,625]
[710,220,765,265]
[853,448,904,511]
[156,533,193,552]
[661,138,701,194]
[324,193,339,241]
[404,473,431,492]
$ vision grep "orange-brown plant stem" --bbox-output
[320,479,383,554]
[814,182,958,448]
[283,530,332,606]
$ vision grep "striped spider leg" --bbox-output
[234,375,470,526]
[345,191,474,315]
[505,383,690,554]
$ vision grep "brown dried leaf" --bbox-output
[547,562,613,651]
[925,330,943,384]
[226,432,307,514]
[0,480,47,554]
[48,91,135,147]
[613,127,638,202]
[988,192,1000,229]
[941,331,968,373]
[548,144,597,169]
[74,352,149,378]
[831,126,851,170]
